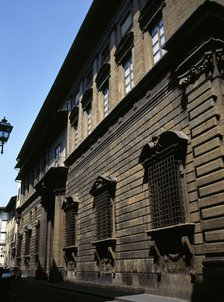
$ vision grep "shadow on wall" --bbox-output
[48,260,63,282]
[35,262,48,281]
[35,260,63,282]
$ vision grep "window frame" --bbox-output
[123,54,134,95]
[90,175,116,243]
[150,18,166,64]
[62,196,78,249]
[102,84,109,117]
[120,11,132,37]
[139,131,189,230]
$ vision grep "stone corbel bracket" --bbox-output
[93,239,116,278]
[149,240,164,280]
[24,256,30,267]
[33,254,39,267]
[94,249,101,278]
[63,247,77,273]
[181,235,196,279]
[108,246,116,278]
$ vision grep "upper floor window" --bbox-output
[85,68,93,89]
[121,12,132,37]
[81,88,93,137]
[90,175,116,241]
[150,18,166,64]
[101,43,110,65]
[138,0,166,65]
[123,54,134,94]
[74,126,79,148]
[29,210,32,223]
[0,220,7,232]
[1,212,8,220]
[55,144,61,160]
[87,107,92,134]
[34,206,37,221]
[0,232,6,244]
[72,91,80,108]
[95,63,111,118]
[102,85,109,117]
[114,30,134,96]
[139,131,188,229]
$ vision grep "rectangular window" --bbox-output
[29,211,32,223]
[87,107,92,134]
[55,144,61,160]
[95,190,112,240]
[74,126,79,147]
[1,220,7,232]
[64,207,76,247]
[151,18,166,64]
[0,232,6,244]
[101,43,110,65]
[103,86,109,117]
[1,212,8,220]
[34,207,37,221]
[73,91,80,108]
[35,224,40,254]
[85,68,93,89]
[25,231,31,255]
[16,234,22,258]
[121,12,132,37]
[123,55,134,94]
[147,153,185,229]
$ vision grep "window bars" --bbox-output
[35,224,40,254]
[64,206,76,247]
[147,153,185,229]
[62,196,78,248]
[95,190,112,240]
[139,130,189,230]
[90,175,116,241]
[16,234,22,258]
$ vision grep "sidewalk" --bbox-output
[27,278,188,302]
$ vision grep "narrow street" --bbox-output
[9,278,110,302]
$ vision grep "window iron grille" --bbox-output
[147,153,185,229]
[24,231,31,255]
[90,175,116,241]
[16,234,22,258]
[35,224,40,254]
[139,131,188,230]
[64,208,76,247]
[62,196,78,248]
[95,190,112,240]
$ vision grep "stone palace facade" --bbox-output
[8,0,224,300]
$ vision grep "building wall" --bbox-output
[0,208,8,266]
[63,0,224,299]
[14,0,224,300]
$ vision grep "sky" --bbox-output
[0,0,93,206]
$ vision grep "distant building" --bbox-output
[14,0,224,300]
[0,206,9,266]
[5,196,17,268]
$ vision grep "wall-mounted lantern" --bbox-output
[0,117,13,154]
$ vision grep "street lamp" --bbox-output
[0,117,13,154]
